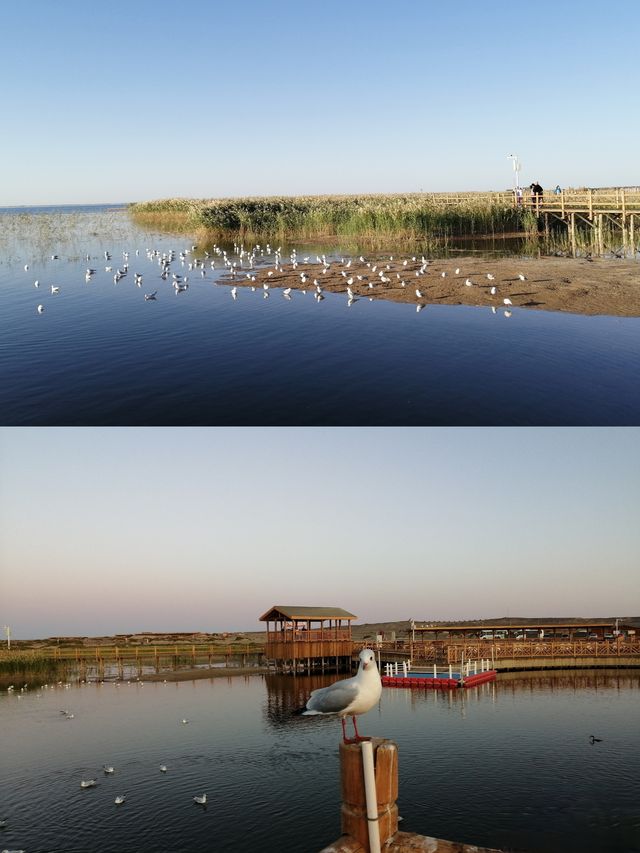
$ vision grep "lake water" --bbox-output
[1,669,638,853]
[1,207,639,426]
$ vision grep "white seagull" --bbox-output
[503,298,513,306]
[114,795,126,805]
[193,793,207,805]
[300,648,381,743]
[80,779,97,788]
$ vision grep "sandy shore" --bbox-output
[225,255,640,317]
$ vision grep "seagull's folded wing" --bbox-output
[305,680,359,714]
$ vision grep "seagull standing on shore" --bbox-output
[300,649,382,743]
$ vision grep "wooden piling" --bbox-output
[338,738,398,851]
[320,737,504,853]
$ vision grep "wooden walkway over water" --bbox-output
[427,188,640,255]
[5,637,640,678]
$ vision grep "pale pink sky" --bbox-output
[1,427,638,639]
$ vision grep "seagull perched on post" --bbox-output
[299,648,381,743]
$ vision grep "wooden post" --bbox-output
[588,189,593,220]
[339,738,398,852]
[598,214,604,256]
[570,212,576,256]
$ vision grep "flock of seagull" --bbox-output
[1,679,209,846]
[24,241,530,319]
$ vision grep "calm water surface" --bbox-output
[1,207,639,425]
[1,669,639,853]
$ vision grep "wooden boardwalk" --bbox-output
[430,188,640,254]
[5,637,640,678]
[423,187,640,217]
[1,642,266,677]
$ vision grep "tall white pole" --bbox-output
[361,741,382,853]
[3,626,10,650]
[508,154,521,191]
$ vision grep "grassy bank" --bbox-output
[130,193,535,243]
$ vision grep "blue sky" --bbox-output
[1,427,638,639]
[2,0,638,205]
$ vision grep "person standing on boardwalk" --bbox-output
[530,181,543,210]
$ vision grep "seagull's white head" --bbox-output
[359,649,376,671]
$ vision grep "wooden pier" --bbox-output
[0,641,266,680]
[424,187,640,255]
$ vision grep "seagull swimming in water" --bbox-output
[300,648,382,743]
[80,779,97,788]
[193,793,207,805]
[115,795,126,805]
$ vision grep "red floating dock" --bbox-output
[381,670,496,690]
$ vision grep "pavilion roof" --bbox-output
[259,605,357,622]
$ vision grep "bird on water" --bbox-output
[300,648,382,743]
[589,735,602,744]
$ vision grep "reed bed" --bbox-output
[130,194,530,241]
[130,193,638,257]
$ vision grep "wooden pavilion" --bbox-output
[259,605,357,673]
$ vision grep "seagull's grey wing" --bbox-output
[306,680,359,714]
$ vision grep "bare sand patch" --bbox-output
[227,255,640,317]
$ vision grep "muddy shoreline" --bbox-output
[224,254,640,317]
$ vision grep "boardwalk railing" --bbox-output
[446,639,640,663]
[419,188,640,216]
[353,638,640,666]
[0,643,266,667]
